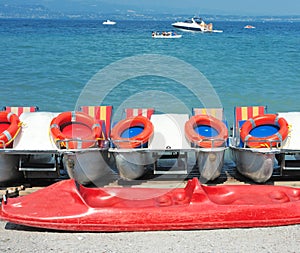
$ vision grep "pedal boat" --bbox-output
[230,110,290,183]
[1,178,300,232]
[185,114,228,181]
[0,111,23,184]
[50,111,113,185]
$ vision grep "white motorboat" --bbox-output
[103,20,116,25]
[172,17,223,33]
[152,31,182,39]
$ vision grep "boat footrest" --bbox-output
[22,170,61,179]
[153,152,188,175]
[18,154,61,179]
[280,159,300,177]
[19,162,57,171]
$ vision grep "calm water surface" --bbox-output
[0,19,299,124]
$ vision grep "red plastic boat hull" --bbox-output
[1,178,300,231]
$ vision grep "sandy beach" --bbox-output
[0,221,298,253]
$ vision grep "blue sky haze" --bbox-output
[3,0,300,15]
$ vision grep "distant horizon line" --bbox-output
[1,14,300,21]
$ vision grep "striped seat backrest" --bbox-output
[235,106,266,128]
[80,106,113,139]
[3,106,39,116]
[234,106,266,145]
[125,108,154,119]
[193,108,224,121]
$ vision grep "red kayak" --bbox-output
[1,178,300,231]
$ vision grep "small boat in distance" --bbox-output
[244,25,255,29]
[103,20,116,25]
[152,31,182,39]
[172,17,223,33]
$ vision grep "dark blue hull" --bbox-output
[172,25,203,32]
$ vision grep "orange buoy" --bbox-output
[240,114,289,148]
[0,111,21,148]
[185,115,228,148]
[111,116,154,149]
[50,111,102,149]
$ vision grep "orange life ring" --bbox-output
[50,111,102,149]
[111,116,154,149]
[0,111,21,148]
[185,115,228,148]
[240,114,289,148]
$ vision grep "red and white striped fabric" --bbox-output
[4,106,38,116]
[79,105,113,138]
[125,108,154,119]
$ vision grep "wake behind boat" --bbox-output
[172,17,223,33]
[152,31,182,39]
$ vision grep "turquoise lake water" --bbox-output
[0,19,299,125]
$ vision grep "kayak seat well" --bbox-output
[77,179,300,208]
[78,178,202,208]
[202,184,300,205]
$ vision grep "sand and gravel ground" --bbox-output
[0,221,299,253]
